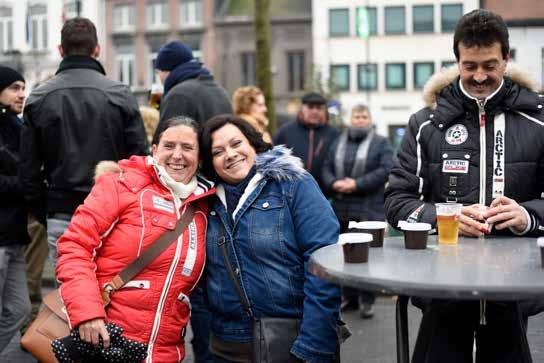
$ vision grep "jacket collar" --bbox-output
[0,103,22,126]
[56,55,106,75]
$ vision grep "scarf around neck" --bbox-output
[163,60,211,96]
[334,128,374,179]
[153,162,198,205]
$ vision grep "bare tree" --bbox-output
[253,0,276,134]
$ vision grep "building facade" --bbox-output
[312,0,479,143]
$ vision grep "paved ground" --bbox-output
[4,263,544,362]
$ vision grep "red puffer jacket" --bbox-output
[56,155,215,363]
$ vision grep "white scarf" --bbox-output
[153,162,198,204]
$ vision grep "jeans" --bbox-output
[0,245,31,353]
[191,287,214,362]
[46,217,71,269]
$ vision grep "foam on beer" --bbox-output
[338,233,373,245]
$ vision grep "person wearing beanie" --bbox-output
[20,17,148,272]
[155,40,232,128]
[273,92,340,195]
[155,40,231,363]
[0,65,32,354]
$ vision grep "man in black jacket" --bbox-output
[274,92,340,195]
[0,66,31,353]
[20,18,148,268]
[155,40,232,126]
[385,10,544,362]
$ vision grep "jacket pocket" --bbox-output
[249,196,283,236]
[150,213,176,230]
[439,150,473,201]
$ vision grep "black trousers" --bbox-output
[411,299,529,363]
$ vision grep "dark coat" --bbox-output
[0,105,29,246]
[273,119,340,194]
[159,74,232,126]
[385,66,544,236]
[20,56,149,219]
[322,130,393,222]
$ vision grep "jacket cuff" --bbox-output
[291,340,337,363]
[509,207,533,235]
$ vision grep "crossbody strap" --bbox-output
[218,227,253,318]
[101,204,195,304]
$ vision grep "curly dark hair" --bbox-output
[453,9,509,61]
[200,114,272,181]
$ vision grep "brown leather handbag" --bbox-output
[21,205,195,363]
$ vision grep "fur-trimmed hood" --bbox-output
[94,160,121,182]
[423,62,540,108]
[255,145,307,182]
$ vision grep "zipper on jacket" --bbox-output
[477,99,487,206]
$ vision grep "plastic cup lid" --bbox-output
[350,221,387,229]
[401,223,432,231]
[338,233,373,245]
[537,238,544,248]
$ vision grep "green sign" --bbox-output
[357,7,369,39]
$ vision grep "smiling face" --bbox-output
[458,41,508,100]
[152,125,198,183]
[211,123,257,184]
[0,81,25,114]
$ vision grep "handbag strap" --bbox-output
[102,204,195,303]
[218,227,254,318]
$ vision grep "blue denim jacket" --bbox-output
[205,146,341,362]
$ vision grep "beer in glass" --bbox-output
[435,203,462,244]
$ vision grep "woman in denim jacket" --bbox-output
[200,115,341,362]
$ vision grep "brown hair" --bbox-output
[232,86,263,115]
[61,17,98,56]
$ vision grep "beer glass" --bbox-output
[435,203,462,244]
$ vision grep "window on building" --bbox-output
[29,4,47,51]
[541,48,544,90]
[116,52,135,87]
[0,7,13,52]
[180,0,203,27]
[63,1,81,20]
[329,8,349,37]
[414,62,435,89]
[147,1,168,29]
[241,52,256,86]
[413,5,433,33]
[356,7,377,37]
[113,4,135,31]
[441,60,456,69]
[149,52,159,86]
[441,4,463,32]
[386,63,406,89]
[287,51,305,92]
[385,6,405,34]
[357,63,378,90]
[330,64,350,91]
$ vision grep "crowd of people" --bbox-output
[0,8,543,363]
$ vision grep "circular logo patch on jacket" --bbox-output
[445,124,468,145]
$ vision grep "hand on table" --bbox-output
[458,204,487,237]
[78,318,110,348]
[485,196,528,233]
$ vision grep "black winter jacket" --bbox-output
[385,66,544,236]
[322,130,393,222]
[274,119,340,194]
[20,56,149,219]
[159,74,232,126]
[0,105,29,246]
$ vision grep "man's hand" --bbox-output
[332,178,357,193]
[485,196,528,233]
[78,318,110,348]
[458,204,487,237]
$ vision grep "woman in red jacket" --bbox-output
[55,116,215,362]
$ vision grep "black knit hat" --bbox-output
[155,41,194,71]
[0,66,24,93]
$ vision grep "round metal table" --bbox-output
[309,236,544,363]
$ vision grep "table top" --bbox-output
[309,236,544,300]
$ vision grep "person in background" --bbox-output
[139,105,160,147]
[273,92,339,195]
[156,40,232,127]
[0,66,31,353]
[385,10,544,362]
[232,86,272,143]
[322,104,393,319]
[200,115,341,362]
[20,17,148,269]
